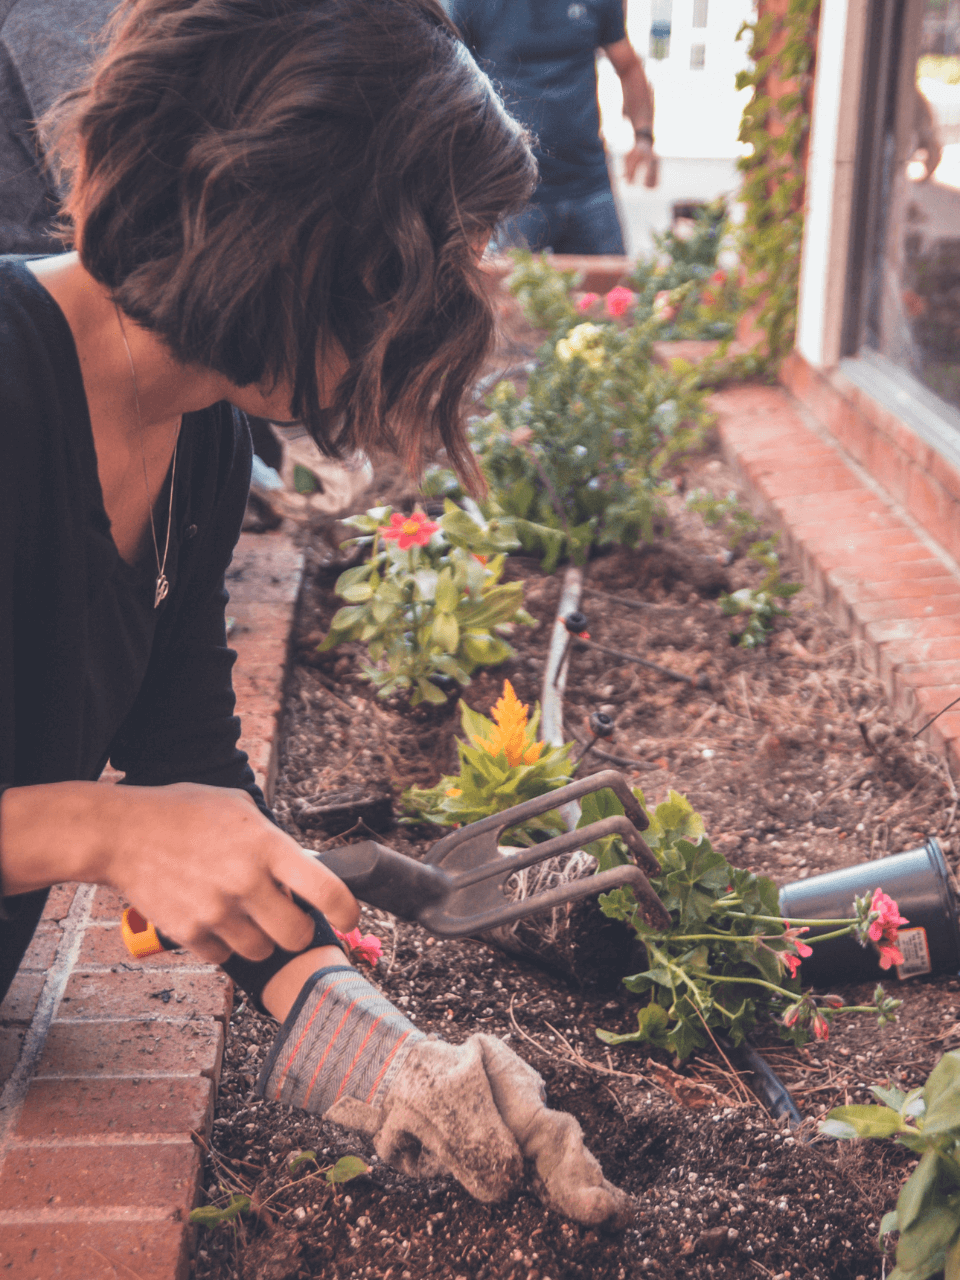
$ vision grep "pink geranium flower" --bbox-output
[868,889,909,945]
[877,941,906,971]
[576,292,600,313]
[334,927,384,967]
[605,286,635,318]
[812,1010,830,1041]
[379,510,440,550]
[781,953,802,979]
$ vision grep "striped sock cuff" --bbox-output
[256,967,424,1115]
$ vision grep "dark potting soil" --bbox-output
[192,448,960,1280]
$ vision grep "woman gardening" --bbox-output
[0,0,630,1228]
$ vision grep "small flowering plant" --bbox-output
[319,502,533,705]
[334,927,384,967]
[402,679,574,841]
[587,788,902,1059]
[819,1052,960,1280]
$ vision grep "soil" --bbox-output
[192,444,960,1280]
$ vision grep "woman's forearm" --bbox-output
[0,781,111,896]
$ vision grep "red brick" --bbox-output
[14,1076,214,1141]
[21,923,61,970]
[41,885,77,922]
[0,1221,189,1280]
[88,886,129,921]
[36,1018,224,1080]
[851,594,960,625]
[651,338,722,367]
[825,573,956,604]
[0,1026,25,1084]
[226,532,304,606]
[896,661,960,688]
[58,970,232,1023]
[866,616,960,646]
[0,1142,200,1214]
[236,711,280,745]
[0,973,45,1024]
[752,466,863,499]
[76,925,217,971]
[228,602,295,664]
[240,736,278,800]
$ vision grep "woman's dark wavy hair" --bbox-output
[48,0,536,490]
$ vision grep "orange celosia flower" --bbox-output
[472,680,544,768]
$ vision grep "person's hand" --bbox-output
[624,138,659,188]
[95,782,359,963]
[258,967,633,1228]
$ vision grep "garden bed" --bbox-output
[192,441,960,1280]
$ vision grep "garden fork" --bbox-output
[121,769,669,956]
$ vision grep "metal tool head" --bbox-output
[316,769,670,937]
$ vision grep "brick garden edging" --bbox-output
[712,383,960,773]
[0,531,303,1280]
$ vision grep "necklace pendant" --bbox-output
[154,573,170,609]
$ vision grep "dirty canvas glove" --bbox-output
[256,967,632,1228]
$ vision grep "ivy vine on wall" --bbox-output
[735,0,821,366]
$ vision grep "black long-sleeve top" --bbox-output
[0,256,266,999]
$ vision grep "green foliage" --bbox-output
[735,0,820,367]
[326,1155,369,1185]
[189,1194,251,1229]
[592,788,898,1059]
[719,535,803,647]
[402,691,574,842]
[472,258,711,569]
[820,1052,960,1280]
[685,487,762,553]
[627,200,740,342]
[319,502,533,705]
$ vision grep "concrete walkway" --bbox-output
[4,375,960,1279]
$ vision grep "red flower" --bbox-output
[877,941,906,971]
[781,953,802,979]
[605,286,635,318]
[334,927,383,967]
[379,510,440,550]
[576,292,600,313]
[868,889,909,945]
[782,1003,802,1028]
[812,1011,830,1041]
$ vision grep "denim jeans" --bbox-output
[497,182,626,255]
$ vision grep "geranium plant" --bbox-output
[403,679,573,842]
[584,787,902,1058]
[319,502,533,705]
[820,1052,960,1280]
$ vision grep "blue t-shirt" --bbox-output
[445,0,626,199]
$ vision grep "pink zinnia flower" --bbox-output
[576,292,600,313]
[379,510,440,550]
[335,927,384,967]
[605,286,635,318]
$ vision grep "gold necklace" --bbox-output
[113,304,182,608]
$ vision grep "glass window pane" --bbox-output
[690,43,706,69]
[868,0,960,412]
[692,0,708,29]
[650,0,672,59]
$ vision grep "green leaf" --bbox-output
[435,568,459,614]
[899,1150,944,1233]
[821,1105,904,1139]
[189,1195,251,1228]
[880,1209,900,1237]
[432,612,460,653]
[326,1156,369,1185]
[289,1150,318,1173]
[871,1084,908,1111]
[416,677,448,705]
[818,1118,858,1141]
[340,581,374,603]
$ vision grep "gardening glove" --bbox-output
[256,966,633,1228]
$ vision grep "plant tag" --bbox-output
[896,927,932,980]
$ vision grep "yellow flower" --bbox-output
[471,680,545,768]
[555,323,605,370]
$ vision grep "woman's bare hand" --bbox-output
[0,780,359,964]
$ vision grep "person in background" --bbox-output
[443,0,658,255]
[0,0,632,1228]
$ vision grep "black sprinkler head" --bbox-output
[589,710,615,738]
[564,611,589,634]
